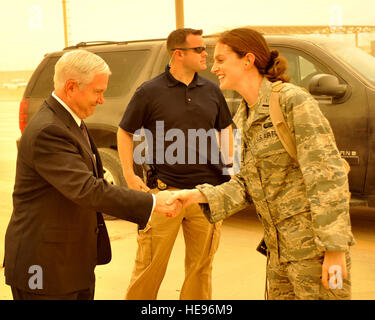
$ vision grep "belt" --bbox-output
[157,179,168,190]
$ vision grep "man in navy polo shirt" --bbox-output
[117,28,233,300]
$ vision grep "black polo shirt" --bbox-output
[119,65,232,189]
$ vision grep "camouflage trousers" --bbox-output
[266,252,351,300]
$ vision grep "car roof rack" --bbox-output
[63,38,168,50]
[64,41,128,50]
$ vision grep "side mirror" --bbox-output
[309,74,347,98]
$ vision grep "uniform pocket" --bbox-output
[252,123,286,159]
[208,221,222,257]
[277,211,320,261]
[135,223,152,266]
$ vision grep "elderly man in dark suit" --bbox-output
[4,49,178,300]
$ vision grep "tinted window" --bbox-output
[30,50,150,98]
[30,56,59,98]
[99,50,150,97]
[274,47,330,89]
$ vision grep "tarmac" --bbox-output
[0,209,267,300]
[3,207,375,300]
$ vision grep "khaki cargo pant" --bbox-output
[267,252,351,300]
[125,188,222,300]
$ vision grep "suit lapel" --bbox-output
[45,96,99,177]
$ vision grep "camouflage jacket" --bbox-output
[197,78,355,263]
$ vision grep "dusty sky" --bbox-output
[1,0,374,71]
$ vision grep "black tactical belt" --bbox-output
[157,179,168,190]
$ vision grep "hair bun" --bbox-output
[266,49,280,71]
[270,50,279,60]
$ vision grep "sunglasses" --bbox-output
[172,46,206,54]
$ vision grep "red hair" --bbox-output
[218,28,289,82]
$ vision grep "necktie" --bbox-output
[80,121,98,174]
[80,121,91,148]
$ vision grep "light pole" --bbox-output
[175,0,184,29]
[62,0,69,47]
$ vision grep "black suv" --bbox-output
[18,35,375,207]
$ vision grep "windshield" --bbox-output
[322,42,375,86]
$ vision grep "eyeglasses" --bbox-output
[172,46,206,54]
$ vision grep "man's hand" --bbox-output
[322,251,347,290]
[167,189,207,208]
[154,190,183,217]
[117,128,150,192]
[125,174,150,192]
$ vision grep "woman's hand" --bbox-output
[321,251,347,290]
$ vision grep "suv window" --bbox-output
[275,47,330,89]
[30,50,150,98]
[100,50,150,97]
[30,56,60,98]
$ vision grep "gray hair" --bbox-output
[53,49,111,91]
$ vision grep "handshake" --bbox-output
[125,175,208,217]
[153,189,207,217]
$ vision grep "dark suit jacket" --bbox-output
[4,96,153,295]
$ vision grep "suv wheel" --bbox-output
[98,148,127,220]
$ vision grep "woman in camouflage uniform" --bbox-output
[170,28,355,300]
